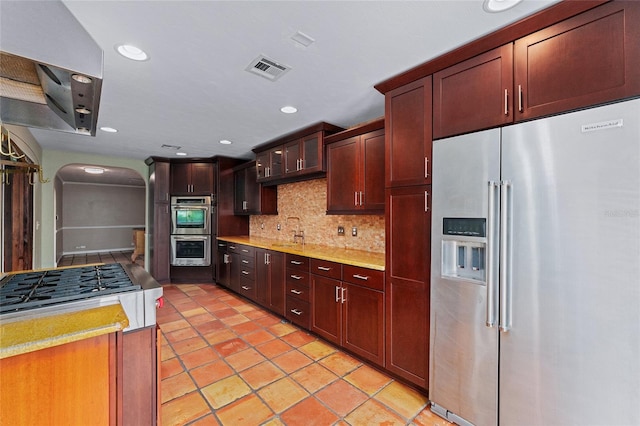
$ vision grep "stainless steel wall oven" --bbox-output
[170,196,213,235]
[170,235,211,266]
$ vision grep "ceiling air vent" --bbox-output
[245,55,291,81]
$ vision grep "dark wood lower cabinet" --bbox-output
[256,249,285,316]
[121,326,158,426]
[342,282,384,366]
[311,274,342,344]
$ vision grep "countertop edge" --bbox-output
[217,236,385,271]
[0,303,129,359]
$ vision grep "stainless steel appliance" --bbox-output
[430,99,640,425]
[170,195,213,235]
[170,235,211,267]
[0,263,163,331]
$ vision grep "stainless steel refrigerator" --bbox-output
[429,99,640,426]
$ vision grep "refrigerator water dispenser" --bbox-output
[441,218,486,283]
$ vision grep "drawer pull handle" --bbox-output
[242,271,250,275]
[241,286,250,291]
[352,274,369,281]
[290,260,303,265]
[290,289,302,295]
[317,266,331,271]
[242,260,249,264]
[229,245,236,249]
[290,275,302,280]
[290,309,302,316]
[242,249,249,253]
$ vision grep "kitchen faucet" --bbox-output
[286,216,305,245]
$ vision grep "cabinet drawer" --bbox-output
[286,254,309,272]
[238,245,255,257]
[343,265,384,291]
[227,244,239,254]
[310,259,342,280]
[286,280,309,302]
[286,296,310,329]
[239,277,256,299]
[240,267,254,281]
[240,255,255,269]
[286,270,309,288]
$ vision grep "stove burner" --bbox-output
[0,264,141,313]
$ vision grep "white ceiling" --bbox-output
[19,0,559,163]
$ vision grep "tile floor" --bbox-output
[158,283,453,426]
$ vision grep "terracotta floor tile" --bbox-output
[188,414,221,426]
[160,318,191,333]
[215,394,274,426]
[254,314,283,327]
[195,319,227,335]
[257,377,309,414]
[239,361,286,390]
[315,379,368,417]
[220,313,250,326]
[157,311,182,324]
[244,309,268,320]
[201,375,252,409]
[318,352,362,376]
[165,326,199,343]
[298,340,337,361]
[161,371,197,403]
[171,335,209,356]
[161,391,211,426]
[289,363,339,393]
[281,330,317,348]
[182,306,208,317]
[375,381,429,420]
[202,301,229,312]
[161,343,176,361]
[230,320,261,335]
[214,338,249,357]
[255,339,293,359]
[170,300,201,312]
[187,312,216,326]
[179,346,219,370]
[225,347,267,372]
[268,321,297,337]
[272,350,313,374]
[213,307,240,318]
[243,329,276,346]
[233,303,258,314]
[190,358,234,388]
[411,406,455,426]
[344,399,407,425]
[203,328,238,346]
[344,364,393,395]
[161,357,184,379]
[280,396,340,426]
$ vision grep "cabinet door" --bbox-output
[255,249,269,307]
[385,185,431,389]
[385,76,433,187]
[256,152,269,181]
[233,168,247,214]
[229,252,242,293]
[171,163,191,194]
[269,147,284,180]
[311,274,341,345]
[433,44,513,139]
[361,129,385,212]
[327,137,359,213]
[284,140,301,176]
[190,163,214,194]
[268,251,285,316]
[514,1,640,121]
[216,241,230,288]
[342,283,384,366]
[244,166,261,214]
[152,161,170,203]
[301,132,322,174]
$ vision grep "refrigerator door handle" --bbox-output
[486,181,499,327]
[499,180,513,332]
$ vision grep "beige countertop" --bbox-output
[217,236,385,271]
[0,303,129,359]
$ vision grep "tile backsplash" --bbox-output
[249,179,385,253]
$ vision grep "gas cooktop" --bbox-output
[0,263,141,314]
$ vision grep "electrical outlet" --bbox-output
[351,226,357,237]
[260,222,265,230]
[338,226,345,236]
[277,223,281,231]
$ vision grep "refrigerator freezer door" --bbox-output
[500,99,640,425]
[430,128,501,426]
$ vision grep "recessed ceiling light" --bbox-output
[291,31,315,48]
[280,106,298,114]
[483,0,524,13]
[176,152,188,156]
[219,140,233,145]
[100,126,118,133]
[84,167,105,174]
[116,44,149,61]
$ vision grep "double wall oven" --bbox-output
[170,196,214,266]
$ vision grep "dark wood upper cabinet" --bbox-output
[326,119,385,215]
[385,76,433,188]
[233,161,277,216]
[433,44,513,139]
[171,162,214,195]
[284,131,324,177]
[256,146,283,182]
[514,1,640,121]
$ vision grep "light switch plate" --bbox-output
[338,226,345,236]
